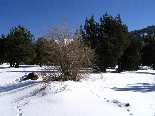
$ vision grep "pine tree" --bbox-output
[32,37,45,67]
[0,34,7,63]
[82,15,100,71]
[120,35,142,71]
[6,25,36,67]
[141,35,155,69]
[83,13,129,72]
[83,15,99,49]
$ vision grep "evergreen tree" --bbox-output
[6,25,36,67]
[141,35,155,69]
[83,15,99,49]
[120,34,142,71]
[82,15,99,70]
[32,37,45,66]
[0,34,7,63]
[100,13,129,72]
[83,13,129,72]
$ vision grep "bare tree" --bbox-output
[42,22,95,81]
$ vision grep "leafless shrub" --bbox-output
[40,65,61,81]
[32,81,68,96]
[34,82,50,96]
[41,22,95,81]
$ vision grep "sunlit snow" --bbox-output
[0,64,155,116]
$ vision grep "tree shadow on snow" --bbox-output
[112,83,155,93]
[7,70,41,73]
[0,81,40,94]
[19,65,39,68]
[135,71,155,75]
[0,65,39,69]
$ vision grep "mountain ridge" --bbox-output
[130,25,155,37]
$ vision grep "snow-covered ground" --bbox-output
[0,64,155,116]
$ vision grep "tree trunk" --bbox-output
[39,63,42,67]
[100,67,106,72]
[10,62,15,67]
[117,62,122,73]
[15,63,19,68]
[153,63,155,70]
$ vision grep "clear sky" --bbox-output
[1,0,155,38]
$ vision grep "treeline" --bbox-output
[0,25,57,68]
[0,13,155,72]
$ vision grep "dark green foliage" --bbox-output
[100,13,129,72]
[131,25,155,37]
[82,15,100,70]
[83,15,99,49]
[0,34,7,63]
[32,37,45,66]
[6,25,36,67]
[141,35,155,69]
[120,35,143,71]
[130,25,155,70]
[83,13,129,71]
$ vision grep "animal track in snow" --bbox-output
[17,108,21,111]
[105,99,134,115]
[14,101,28,116]
[127,109,130,112]
[16,113,22,116]
[90,88,134,115]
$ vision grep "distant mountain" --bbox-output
[130,25,155,37]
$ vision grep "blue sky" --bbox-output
[1,0,155,38]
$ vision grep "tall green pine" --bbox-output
[120,34,142,71]
[32,37,45,66]
[6,25,36,67]
[141,35,155,69]
[83,13,129,71]
[0,34,7,63]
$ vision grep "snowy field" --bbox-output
[0,63,155,116]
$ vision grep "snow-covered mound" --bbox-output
[0,64,155,116]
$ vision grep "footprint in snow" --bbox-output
[127,108,133,115]
[112,100,123,107]
[90,90,100,97]
[127,109,130,112]
[106,99,133,115]
[14,106,22,116]
[96,94,100,97]
[16,113,22,116]
[90,90,134,115]
[14,106,19,109]
[118,104,122,107]
[17,109,21,112]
